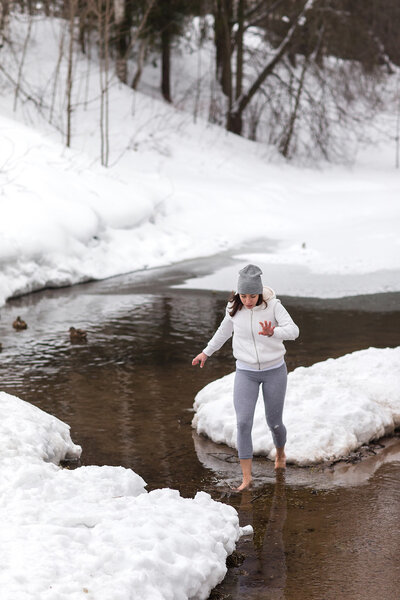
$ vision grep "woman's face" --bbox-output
[239,294,259,309]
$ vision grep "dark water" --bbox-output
[1,263,399,599]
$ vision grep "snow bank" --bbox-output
[0,392,248,600]
[0,113,163,306]
[193,347,400,466]
[0,391,82,466]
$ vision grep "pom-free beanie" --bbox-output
[237,264,263,294]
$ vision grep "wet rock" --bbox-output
[226,550,245,568]
[345,452,362,464]
[208,589,231,600]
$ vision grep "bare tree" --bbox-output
[113,0,128,82]
[279,56,307,157]
[131,36,148,89]
[0,0,10,41]
[66,0,78,147]
[113,0,156,85]
[50,22,67,123]
[235,0,245,99]
[213,0,233,100]
[395,76,400,169]
[228,0,316,134]
[13,13,33,112]
[94,0,112,166]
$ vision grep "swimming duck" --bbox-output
[13,316,27,330]
[69,327,87,342]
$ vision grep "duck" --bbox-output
[69,327,87,342]
[13,316,28,330]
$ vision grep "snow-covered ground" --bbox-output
[193,347,400,466]
[0,392,251,600]
[0,16,399,305]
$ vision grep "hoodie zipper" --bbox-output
[250,309,261,370]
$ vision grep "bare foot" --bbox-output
[275,454,286,470]
[235,479,253,491]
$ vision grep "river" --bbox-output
[1,259,399,600]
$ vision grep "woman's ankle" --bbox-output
[275,447,286,469]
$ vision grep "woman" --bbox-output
[192,264,299,491]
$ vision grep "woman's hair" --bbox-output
[228,291,265,317]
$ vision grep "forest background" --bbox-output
[1,0,400,166]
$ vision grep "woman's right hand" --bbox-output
[192,352,208,368]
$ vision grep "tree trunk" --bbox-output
[214,1,224,80]
[26,0,34,15]
[0,0,10,35]
[42,0,51,17]
[114,0,129,83]
[98,0,111,166]
[214,0,233,99]
[131,37,148,89]
[161,26,171,103]
[78,0,90,54]
[66,0,76,147]
[115,27,129,83]
[50,23,66,123]
[13,14,33,112]
[280,57,308,158]
[396,89,400,169]
[227,109,242,135]
[235,0,245,100]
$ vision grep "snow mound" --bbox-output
[192,347,400,466]
[0,391,82,465]
[0,393,247,599]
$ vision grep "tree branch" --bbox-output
[232,0,316,118]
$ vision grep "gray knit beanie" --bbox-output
[237,264,263,294]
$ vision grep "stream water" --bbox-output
[1,259,399,600]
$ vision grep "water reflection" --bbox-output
[193,430,400,490]
[214,472,288,600]
[249,472,287,598]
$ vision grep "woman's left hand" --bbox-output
[259,320,275,337]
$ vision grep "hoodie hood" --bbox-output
[262,286,276,302]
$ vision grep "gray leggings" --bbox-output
[233,363,287,459]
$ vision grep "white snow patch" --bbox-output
[0,392,249,600]
[0,391,82,466]
[192,347,400,466]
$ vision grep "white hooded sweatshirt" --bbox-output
[203,286,299,370]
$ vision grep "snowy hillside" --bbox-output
[0,15,399,305]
